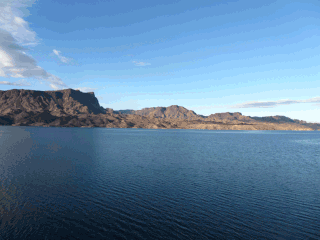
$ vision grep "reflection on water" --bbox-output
[0,127,320,239]
[294,139,320,145]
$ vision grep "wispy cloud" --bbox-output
[0,0,38,45]
[76,87,98,92]
[53,49,72,64]
[0,79,30,86]
[0,30,68,90]
[231,97,320,108]
[0,0,68,90]
[133,61,151,66]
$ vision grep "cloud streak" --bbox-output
[0,79,30,86]
[231,97,320,108]
[133,61,151,66]
[76,87,98,92]
[53,49,72,64]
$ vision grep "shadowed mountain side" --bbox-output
[0,89,319,130]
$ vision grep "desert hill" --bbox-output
[116,105,201,120]
[117,107,256,122]
[0,89,318,130]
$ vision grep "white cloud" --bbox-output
[50,83,62,90]
[0,29,67,89]
[76,87,98,92]
[0,79,30,86]
[231,97,320,108]
[53,49,71,64]
[0,1,68,90]
[133,61,151,66]
[0,0,38,45]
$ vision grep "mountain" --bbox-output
[117,107,254,123]
[114,106,320,130]
[0,88,106,116]
[252,115,297,123]
[251,115,319,130]
[206,112,254,122]
[116,105,201,120]
[0,89,318,130]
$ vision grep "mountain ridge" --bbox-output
[115,106,317,125]
[0,89,318,130]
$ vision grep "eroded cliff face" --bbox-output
[0,89,106,116]
[0,89,318,130]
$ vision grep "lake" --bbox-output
[0,126,319,239]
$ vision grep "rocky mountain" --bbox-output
[206,112,254,123]
[252,115,297,123]
[0,89,106,116]
[116,106,320,129]
[0,89,318,130]
[117,107,254,123]
[116,105,201,120]
[251,115,319,130]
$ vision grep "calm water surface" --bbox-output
[0,127,319,239]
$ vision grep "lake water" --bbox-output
[0,127,319,239]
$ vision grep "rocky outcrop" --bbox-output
[0,89,318,130]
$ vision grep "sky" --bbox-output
[0,0,319,122]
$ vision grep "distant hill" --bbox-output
[116,105,201,120]
[206,112,254,122]
[0,88,318,130]
[113,109,136,115]
[251,115,319,130]
[117,107,253,122]
[115,106,320,130]
[252,115,296,123]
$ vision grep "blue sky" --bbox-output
[0,0,319,122]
